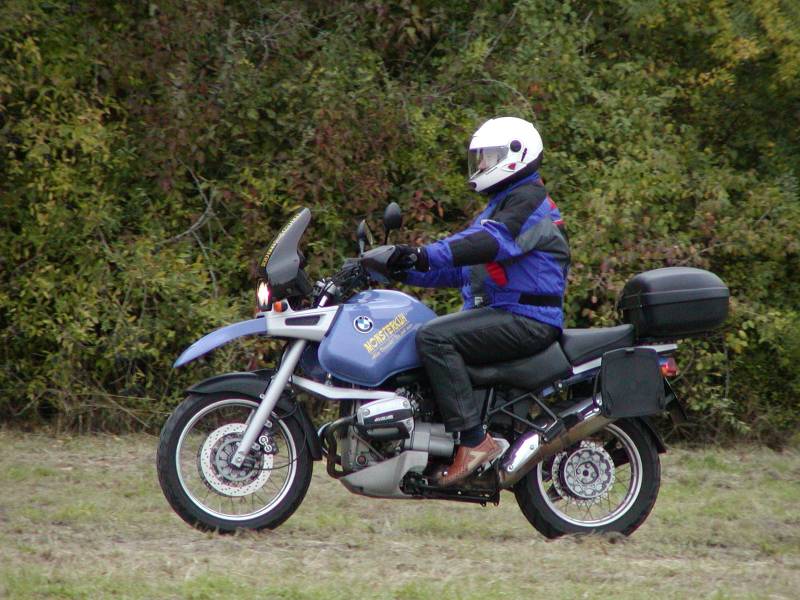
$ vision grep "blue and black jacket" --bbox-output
[405,173,570,329]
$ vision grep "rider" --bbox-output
[388,117,570,487]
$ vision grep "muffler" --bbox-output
[497,405,612,489]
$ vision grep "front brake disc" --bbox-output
[198,423,274,497]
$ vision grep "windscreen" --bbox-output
[259,208,311,287]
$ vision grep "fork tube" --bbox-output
[230,339,307,468]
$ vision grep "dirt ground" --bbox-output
[0,431,797,599]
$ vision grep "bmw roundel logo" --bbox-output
[353,316,373,333]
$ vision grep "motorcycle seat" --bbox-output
[467,342,573,391]
[559,324,635,366]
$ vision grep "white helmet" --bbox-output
[467,117,544,194]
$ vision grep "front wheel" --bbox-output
[157,393,312,532]
[514,419,660,538]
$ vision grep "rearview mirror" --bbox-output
[383,202,402,243]
[356,219,373,255]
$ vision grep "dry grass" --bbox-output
[0,431,798,599]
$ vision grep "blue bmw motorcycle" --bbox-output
[157,204,729,537]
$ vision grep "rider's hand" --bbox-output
[388,245,429,275]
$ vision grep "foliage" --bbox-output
[1,0,798,442]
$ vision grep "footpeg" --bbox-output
[542,419,565,441]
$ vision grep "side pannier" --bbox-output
[619,267,729,341]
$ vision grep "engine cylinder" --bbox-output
[403,422,454,457]
[355,396,414,441]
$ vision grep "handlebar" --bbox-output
[312,245,398,308]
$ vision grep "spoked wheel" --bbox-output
[157,393,312,532]
[514,419,660,538]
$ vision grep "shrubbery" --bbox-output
[1,1,798,443]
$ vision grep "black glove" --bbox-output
[387,245,429,276]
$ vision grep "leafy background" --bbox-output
[1,0,798,444]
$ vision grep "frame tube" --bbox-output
[290,375,396,401]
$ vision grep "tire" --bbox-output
[157,393,312,532]
[514,418,660,539]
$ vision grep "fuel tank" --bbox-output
[318,290,436,387]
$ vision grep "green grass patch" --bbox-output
[0,433,798,599]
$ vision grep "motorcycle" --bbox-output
[157,204,729,537]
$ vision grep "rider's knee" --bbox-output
[416,320,444,351]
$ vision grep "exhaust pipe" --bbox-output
[497,405,612,489]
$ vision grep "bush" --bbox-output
[1,1,798,442]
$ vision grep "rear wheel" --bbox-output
[514,419,660,538]
[157,393,312,532]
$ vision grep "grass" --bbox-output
[0,431,797,599]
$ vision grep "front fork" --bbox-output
[230,339,307,468]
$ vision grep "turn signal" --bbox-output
[660,357,678,377]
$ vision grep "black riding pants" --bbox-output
[415,307,560,433]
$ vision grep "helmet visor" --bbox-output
[468,145,509,178]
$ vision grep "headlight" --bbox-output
[256,280,271,312]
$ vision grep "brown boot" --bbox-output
[435,434,503,487]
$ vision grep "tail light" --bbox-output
[660,356,678,377]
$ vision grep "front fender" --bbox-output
[187,370,322,461]
[174,318,267,368]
